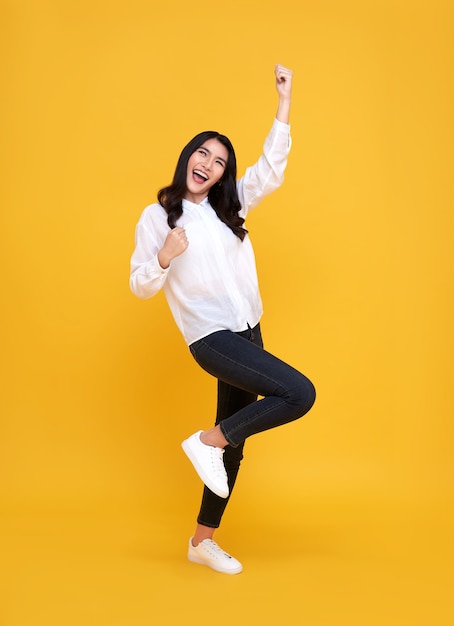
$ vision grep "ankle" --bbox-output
[200,429,228,449]
[191,536,212,548]
[192,527,215,547]
[199,432,215,447]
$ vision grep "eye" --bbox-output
[198,149,207,156]
[216,160,225,168]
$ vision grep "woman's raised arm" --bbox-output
[275,64,293,124]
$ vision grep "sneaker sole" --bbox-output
[188,551,243,575]
[181,438,229,499]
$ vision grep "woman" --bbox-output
[130,64,316,574]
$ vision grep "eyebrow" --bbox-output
[200,145,227,165]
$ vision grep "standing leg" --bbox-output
[192,326,262,544]
[192,382,257,544]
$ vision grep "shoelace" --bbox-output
[209,447,226,479]
[202,539,232,559]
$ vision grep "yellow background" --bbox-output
[1,0,453,624]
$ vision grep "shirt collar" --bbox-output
[183,196,211,209]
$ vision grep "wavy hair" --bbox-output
[157,131,247,241]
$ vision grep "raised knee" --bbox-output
[291,375,316,416]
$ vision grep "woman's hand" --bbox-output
[158,227,189,269]
[275,64,293,124]
[275,64,293,99]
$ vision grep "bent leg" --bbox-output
[190,327,316,448]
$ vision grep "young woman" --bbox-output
[130,64,316,574]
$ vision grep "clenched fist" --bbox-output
[158,227,189,269]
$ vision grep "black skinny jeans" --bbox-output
[189,323,316,528]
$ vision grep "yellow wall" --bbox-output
[1,1,453,624]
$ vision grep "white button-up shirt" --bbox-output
[130,118,291,345]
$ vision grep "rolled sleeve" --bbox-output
[130,213,170,299]
[237,118,292,215]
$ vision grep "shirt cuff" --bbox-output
[273,117,291,132]
[152,252,170,275]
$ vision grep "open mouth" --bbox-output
[193,169,209,183]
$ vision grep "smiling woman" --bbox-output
[186,139,228,203]
[130,64,316,575]
[157,129,246,241]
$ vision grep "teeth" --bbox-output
[194,169,208,180]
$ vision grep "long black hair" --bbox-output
[157,131,247,241]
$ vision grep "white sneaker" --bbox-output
[181,430,229,499]
[187,537,243,574]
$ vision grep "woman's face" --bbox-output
[185,138,229,204]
